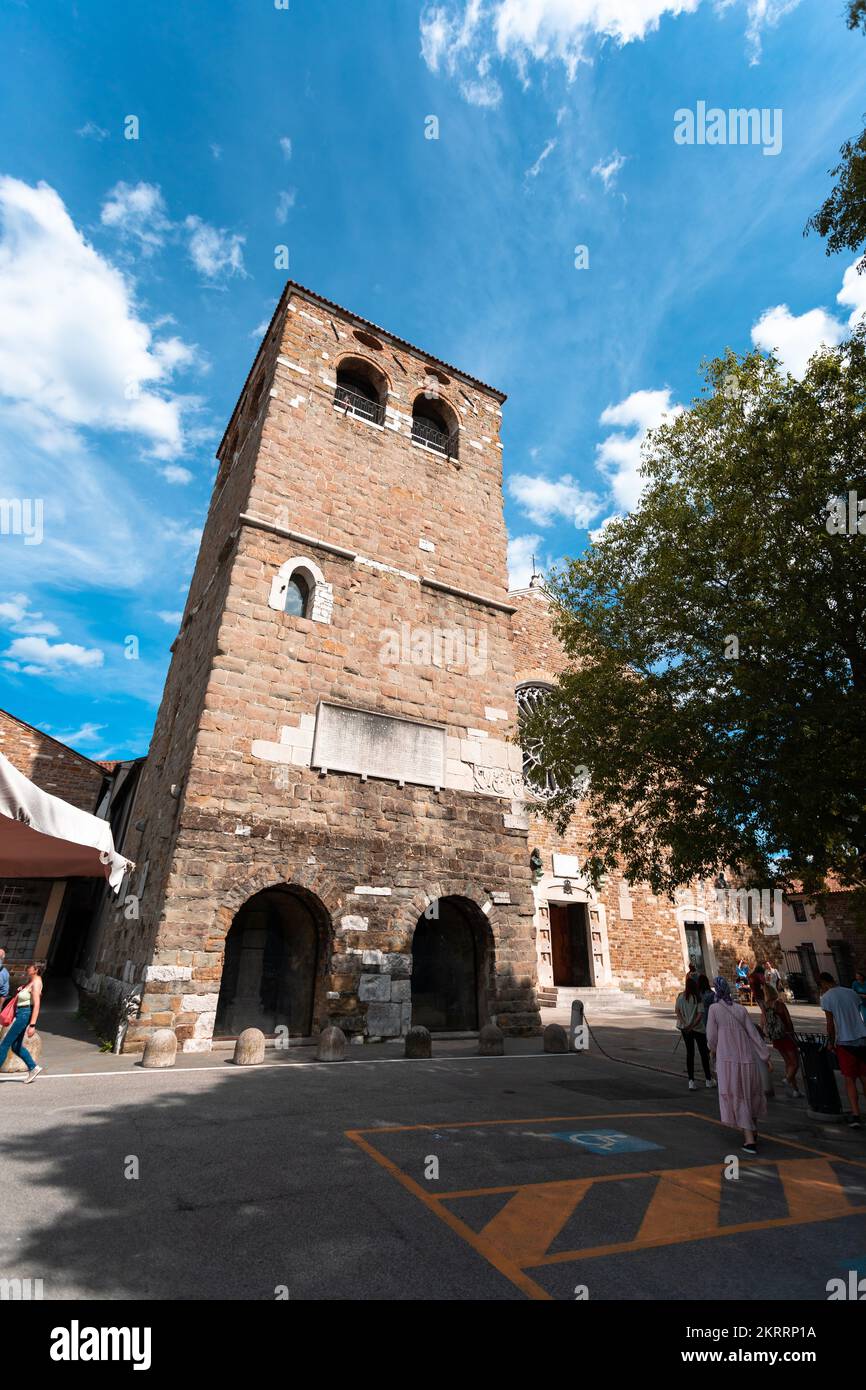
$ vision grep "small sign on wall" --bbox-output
[552,853,581,879]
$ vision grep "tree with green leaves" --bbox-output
[806,4,866,263]
[522,332,866,900]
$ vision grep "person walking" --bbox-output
[0,963,43,1082]
[819,972,866,1128]
[762,981,802,1097]
[0,949,9,1010]
[764,961,782,992]
[675,973,715,1091]
[697,972,715,1028]
[852,971,866,1029]
[706,975,771,1154]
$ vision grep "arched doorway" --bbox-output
[214,886,325,1038]
[411,896,490,1032]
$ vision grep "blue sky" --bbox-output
[0,0,863,761]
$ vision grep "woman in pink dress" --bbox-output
[706,975,771,1154]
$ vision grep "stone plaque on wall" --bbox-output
[311,702,446,789]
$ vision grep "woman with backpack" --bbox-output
[762,981,802,1097]
[675,973,715,1091]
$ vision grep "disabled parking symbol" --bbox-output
[551,1130,663,1155]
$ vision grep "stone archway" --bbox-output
[213,885,329,1039]
[411,895,493,1032]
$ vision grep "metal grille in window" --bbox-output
[334,382,385,426]
[411,415,459,459]
[516,683,560,797]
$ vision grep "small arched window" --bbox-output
[411,396,458,459]
[284,572,310,617]
[268,556,333,625]
[334,358,386,426]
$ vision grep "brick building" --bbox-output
[0,708,109,976]
[77,283,541,1052]
[510,578,781,1004]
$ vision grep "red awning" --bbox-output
[0,813,114,882]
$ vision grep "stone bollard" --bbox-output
[0,1028,42,1074]
[478,1023,504,1056]
[543,1023,569,1054]
[405,1025,431,1059]
[233,1028,265,1066]
[316,1026,347,1062]
[570,998,588,1053]
[141,1028,177,1069]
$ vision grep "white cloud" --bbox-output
[742,0,802,66]
[276,189,296,224]
[100,181,171,255]
[0,177,195,460]
[279,136,293,160]
[161,464,193,485]
[508,472,602,528]
[56,721,104,746]
[211,143,222,161]
[250,319,271,339]
[592,149,626,191]
[420,0,796,100]
[77,121,109,141]
[0,594,59,637]
[3,635,104,676]
[750,303,846,379]
[749,258,866,379]
[596,387,682,512]
[836,262,866,329]
[157,610,183,626]
[525,138,556,178]
[184,215,246,282]
[507,533,552,588]
[460,75,503,107]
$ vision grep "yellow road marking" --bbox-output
[636,1163,722,1243]
[477,1180,592,1266]
[347,1111,866,1299]
[776,1157,857,1221]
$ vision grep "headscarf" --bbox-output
[713,975,734,1006]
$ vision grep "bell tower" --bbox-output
[82,283,541,1052]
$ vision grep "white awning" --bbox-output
[0,751,133,892]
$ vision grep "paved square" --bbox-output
[347,1110,866,1300]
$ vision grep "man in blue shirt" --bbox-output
[0,949,9,1007]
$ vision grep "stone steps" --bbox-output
[547,986,655,1013]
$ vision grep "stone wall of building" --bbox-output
[815,891,866,975]
[83,284,540,1051]
[0,708,106,812]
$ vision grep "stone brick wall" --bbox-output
[816,892,866,973]
[83,285,540,1051]
[0,708,106,811]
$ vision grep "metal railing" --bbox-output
[411,415,459,459]
[334,383,385,426]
